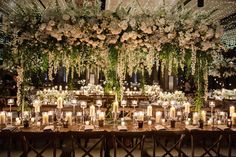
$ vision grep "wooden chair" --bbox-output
[150,130,186,157]
[190,130,223,157]
[70,131,107,157]
[112,131,146,157]
[20,131,56,157]
[228,130,236,157]
[0,130,13,157]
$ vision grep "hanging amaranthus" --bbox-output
[168,57,173,76]
[16,67,24,107]
[204,60,209,101]
[191,45,196,75]
[48,52,54,81]
[180,49,185,71]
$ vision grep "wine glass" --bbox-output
[71,99,77,116]
[121,100,127,118]
[96,100,102,111]
[131,100,138,112]
[7,99,14,112]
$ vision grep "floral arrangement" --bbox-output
[79,84,104,95]
[144,85,161,96]
[158,91,187,103]
[1,0,226,111]
[212,88,236,100]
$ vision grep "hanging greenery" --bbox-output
[1,0,226,110]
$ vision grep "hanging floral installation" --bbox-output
[1,0,226,111]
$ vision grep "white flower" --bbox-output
[62,14,70,21]
[97,34,106,40]
[39,23,47,31]
[118,20,128,30]
[48,20,56,26]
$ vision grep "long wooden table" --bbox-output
[0,122,236,157]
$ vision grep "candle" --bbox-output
[147,105,152,117]
[169,106,176,119]
[207,119,212,126]
[42,112,49,125]
[31,117,35,123]
[89,105,96,117]
[0,111,6,125]
[177,111,182,116]
[15,117,21,125]
[161,119,165,125]
[201,110,206,122]
[232,113,236,125]
[184,102,191,113]
[138,112,144,121]
[98,112,105,120]
[185,121,189,125]
[33,100,41,113]
[217,120,221,125]
[155,111,162,124]
[229,106,235,117]
[77,112,82,116]
[65,112,72,125]
[121,121,125,126]
[112,101,119,113]
[36,121,41,127]
[192,112,199,125]
[57,97,63,109]
[148,120,152,125]
[85,121,89,125]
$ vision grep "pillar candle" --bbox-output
[112,101,119,113]
[42,112,49,125]
[201,110,206,122]
[89,105,96,117]
[169,106,176,119]
[148,120,152,125]
[192,112,199,125]
[65,112,72,125]
[147,105,152,117]
[0,111,6,124]
[138,112,144,121]
[15,117,21,125]
[155,111,162,124]
[184,102,190,113]
[98,112,105,120]
[57,97,63,109]
[230,106,235,117]
[231,113,236,125]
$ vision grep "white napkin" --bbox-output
[43,125,54,131]
[231,128,236,131]
[185,125,199,131]
[84,125,94,131]
[217,125,229,131]
[2,125,16,131]
[155,125,166,131]
[117,125,127,131]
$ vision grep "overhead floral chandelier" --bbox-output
[0,0,227,110]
